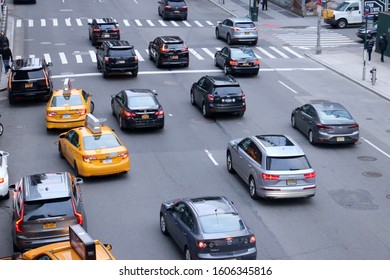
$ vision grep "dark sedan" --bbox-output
[111,89,164,130]
[356,22,377,41]
[214,46,260,76]
[291,101,359,144]
[159,196,257,260]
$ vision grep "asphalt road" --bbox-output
[0,0,389,260]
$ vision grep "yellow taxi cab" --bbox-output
[46,78,94,129]
[58,114,130,177]
[5,225,116,260]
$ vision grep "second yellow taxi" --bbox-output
[46,78,94,129]
[58,114,130,177]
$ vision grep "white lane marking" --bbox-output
[89,50,97,63]
[278,81,297,94]
[194,21,203,27]
[44,53,52,64]
[16,20,22,28]
[76,18,83,26]
[123,19,130,26]
[146,20,155,26]
[87,19,92,24]
[270,46,289,58]
[170,20,179,27]
[256,47,276,58]
[135,19,142,26]
[362,137,390,158]
[134,50,144,61]
[158,20,167,26]
[28,20,33,27]
[53,19,58,26]
[65,18,71,26]
[41,19,46,27]
[15,56,22,60]
[215,47,221,51]
[75,53,83,63]
[183,21,191,27]
[59,52,68,64]
[202,48,215,58]
[206,21,214,26]
[283,47,304,58]
[205,149,219,166]
[29,54,35,59]
[189,48,204,60]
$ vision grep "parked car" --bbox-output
[88,18,120,46]
[356,22,378,41]
[0,150,9,199]
[291,101,359,144]
[214,46,260,75]
[158,0,188,20]
[10,172,86,251]
[190,75,246,118]
[160,196,257,260]
[226,134,316,199]
[111,89,164,130]
[8,58,53,105]
[96,40,138,78]
[148,36,189,68]
[215,18,258,45]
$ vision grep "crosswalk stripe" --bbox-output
[135,19,142,26]
[28,20,33,27]
[87,19,92,24]
[44,53,51,63]
[256,47,276,58]
[59,52,68,64]
[146,20,155,27]
[135,50,145,61]
[53,19,58,27]
[189,48,204,60]
[123,19,130,26]
[194,21,203,27]
[89,50,97,63]
[206,21,214,26]
[65,18,71,26]
[16,19,22,28]
[202,48,215,58]
[29,54,35,59]
[253,52,262,59]
[283,46,304,58]
[170,20,179,27]
[158,20,167,26]
[75,53,83,63]
[215,47,221,51]
[183,21,191,27]
[15,55,21,60]
[270,46,289,58]
[76,18,83,26]
[41,19,46,27]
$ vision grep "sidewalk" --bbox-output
[208,0,390,102]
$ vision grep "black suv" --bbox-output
[8,58,53,105]
[148,36,189,68]
[158,0,188,20]
[88,18,120,46]
[190,75,246,118]
[96,40,138,78]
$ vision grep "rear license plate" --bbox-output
[245,32,250,35]
[62,114,71,119]
[336,137,345,142]
[25,83,33,88]
[43,223,56,229]
[242,63,249,66]
[174,10,180,13]
[103,34,110,37]
[171,55,178,59]
[287,179,297,185]
[117,60,125,64]
[224,98,233,103]
[141,114,149,119]
[103,158,112,164]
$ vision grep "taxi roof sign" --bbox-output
[85,114,102,134]
[63,78,72,95]
[69,224,96,260]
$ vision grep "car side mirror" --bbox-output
[75,177,84,185]
[9,184,15,190]
[47,62,53,67]
[111,95,116,99]
[59,134,65,139]
[104,244,113,251]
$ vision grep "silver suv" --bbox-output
[226,135,316,199]
[216,18,258,45]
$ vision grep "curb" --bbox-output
[207,0,239,17]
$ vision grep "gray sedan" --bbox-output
[291,102,359,144]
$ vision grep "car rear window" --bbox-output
[319,109,353,121]
[266,156,311,171]
[213,86,242,96]
[164,43,186,50]
[51,96,83,107]
[99,24,117,30]
[24,197,73,221]
[199,213,245,234]
[231,48,256,59]
[235,22,255,28]
[83,134,122,150]
[12,69,44,80]
[128,96,158,107]
[108,49,135,58]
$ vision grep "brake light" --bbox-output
[207,94,214,102]
[42,70,49,87]
[155,109,164,117]
[104,57,109,62]
[181,45,188,52]
[348,124,359,129]
[118,151,129,159]
[197,241,207,248]
[233,27,239,31]
[164,5,172,9]
[254,27,258,31]
[316,124,332,129]
[134,56,139,61]
[47,111,57,117]
[242,92,246,101]
[262,173,280,180]
[182,5,188,10]
[250,235,256,243]
[160,44,170,53]
[123,111,136,118]
[82,155,97,163]
[229,60,238,66]
[15,204,24,233]
[253,60,260,65]
[0,178,4,183]
[72,199,83,225]
[304,171,316,179]
[75,109,86,116]
[92,28,100,33]
[112,28,119,32]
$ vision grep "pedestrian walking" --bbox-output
[0,31,9,50]
[378,33,388,62]
[365,38,375,63]
[0,46,13,72]
[262,0,268,10]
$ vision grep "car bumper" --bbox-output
[46,119,85,129]
[324,19,337,26]
[317,131,359,144]
[105,65,138,73]
[209,104,246,114]
[122,117,164,129]
[160,58,189,66]
[230,66,259,74]
[258,185,316,199]
[93,36,120,43]
[0,179,8,197]
[14,234,70,251]
[231,35,258,43]
[164,11,187,18]
[78,158,130,177]
[9,90,51,101]
[197,248,257,260]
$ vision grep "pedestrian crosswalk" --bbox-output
[14,46,306,65]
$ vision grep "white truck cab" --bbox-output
[323,0,362,28]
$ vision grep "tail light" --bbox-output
[75,109,86,116]
[348,124,359,129]
[160,44,170,53]
[242,92,246,101]
[0,178,4,183]
[229,60,238,66]
[304,171,316,179]
[182,5,188,10]
[207,94,214,103]
[72,199,83,225]
[233,27,239,31]
[134,56,139,61]
[197,241,207,249]
[181,44,188,52]
[249,235,256,243]
[164,5,172,9]
[155,109,164,117]
[47,111,57,117]
[15,204,24,233]
[123,111,136,118]
[118,151,129,159]
[262,173,280,180]
[316,124,332,129]
[42,70,49,87]
[92,28,100,33]
[253,60,260,65]
[254,27,258,31]
[104,57,110,62]
[82,155,97,163]
[112,28,119,32]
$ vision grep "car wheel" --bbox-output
[97,60,101,70]
[13,243,20,253]
[155,56,161,68]
[160,214,168,235]
[149,49,153,60]
[214,57,219,67]
[337,19,347,29]
[190,91,196,105]
[184,247,192,260]
[158,7,161,16]
[132,71,138,77]
[249,176,259,200]
[308,130,316,144]
[183,62,189,67]
[202,102,210,118]
[162,12,167,20]
[3,191,10,200]
[90,101,95,114]
[111,102,116,117]
[252,39,258,45]
[291,115,296,128]
[215,28,220,39]
[103,69,108,78]
[119,117,126,130]
[227,34,232,45]
[58,143,64,159]
[8,96,15,105]
[227,151,235,174]
[224,64,230,75]
[237,111,244,117]
[0,123,3,136]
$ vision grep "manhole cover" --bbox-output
[357,156,377,161]
[362,171,382,177]
[386,194,390,199]
[329,189,378,210]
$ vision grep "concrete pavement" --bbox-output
[208,0,390,102]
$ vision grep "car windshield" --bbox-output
[12,69,44,80]
[128,96,158,107]
[334,1,350,11]
[235,22,255,28]
[24,198,73,221]
[319,109,353,121]
[231,48,255,59]
[213,86,242,96]
[199,213,245,234]
[51,95,83,107]
[108,49,134,57]
[83,134,122,150]
[266,156,311,171]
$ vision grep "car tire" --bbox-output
[214,57,219,67]
[97,61,101,71]
[308,130,316,145]
[149,49,153,60]
[155,56,161,68]
[160,214,168,235]
[119,117,125,130]
[253,70,259,76]
[158,7,161,16]
[183,62,189,67]
[215,28,220,39]
[227,151,235,174]
[103,69,108,78]
[224,64,230,75]
[90,101,95,114]
[190,91,196,105]
[132,71,138,77]
[8,96,15,105]
[184,247,192,260]
[13,243,19,253]
[202,102,210,118]
[58,143,64,159]
[0,123,3,136]
[337,19,347,29]
[252,39,258,45]
[227,34,232,45]
[237,111,244,117]
[291,115,296,128]
[249,176,259,200]
[183,16,187,21]
[4,191,10,200]
[162,12,167,20]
